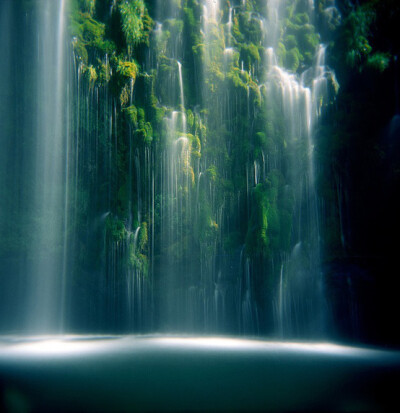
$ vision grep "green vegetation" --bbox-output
[4,0,399,335]
[66,0,340,307]
[315,0,400,268]
[119,0,153,48]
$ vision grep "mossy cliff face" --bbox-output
[62,0,342,334]
[1,0,399,342]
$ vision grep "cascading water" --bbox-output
[203,0,220,25]
[159,111,192,330]
[0,0,70,333]
[153,2,195,331]
[0,0,338,337]
[2,3,399,411]
[260,2,335,336]
[30,0,69,333]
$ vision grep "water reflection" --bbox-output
[1,335,399,411]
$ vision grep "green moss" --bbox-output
[240,43,261,67]
[125,105,138,124]
[183,7,196,30]
[209,61,225,82]
[293,12,309,25]
[138,222,148,252]
[192,42,205,59]
[366,52,391,72]
[246,183,269,255]
[255,132,266,147]
[138,107,145,122]
[81,14,105,43]
[276,42,287,67]
[332,5,376,72]
[158,54,173,71]
[232,16,244,43]
[70,8,116,68]
[153,27,170,56]
[286,47,302,72]
[205,165,218,182]
[134,129,146,145]
[267,206,280,249]
[120,85,129,106]
[298,28,319,63]
[129,223,149,275]
[284,34,297,49]
[78,0,95,16]
[72,36,88,64]
[245,169,294,257]
[190,135,201,159]
[82,65,97,87]
[129,252,149,274]
[153,105,166,126]
[117,59,138,79]
[98,60,111,84]
[226,68,247,90]
[119,0,153,48]
[106,216,127,242]
[196,202,218,250]
[134,123,153,146]
[249,80,262,108]
[240,12,264,44]
[282,9,320,69]
[186,109,194,129]
[164,18,184,38]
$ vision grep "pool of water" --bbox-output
[1,335,399,411]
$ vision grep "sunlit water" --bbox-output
[1,336,399,412]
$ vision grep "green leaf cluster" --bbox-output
[119,0,153,48]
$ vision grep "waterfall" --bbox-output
[203,0,220,26]
[157,52,190,330]
[159,109,193,330]
[22,0,69,333]
[0,0,71,333]
[226,6,233,47]
[177,61,186,120]
[0,0,338,336]
[261,2,334,337]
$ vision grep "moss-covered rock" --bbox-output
[117,59,138,79]
[125,105,138,124]
[119,0,153,49]
[285,47,302,72]
[106,216,128,242]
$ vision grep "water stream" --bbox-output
[0,0,347,338]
